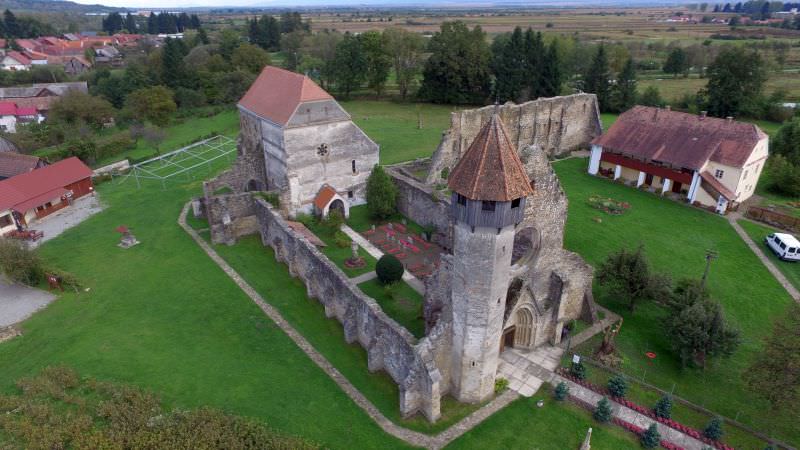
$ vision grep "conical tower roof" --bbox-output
[447,113,534,202]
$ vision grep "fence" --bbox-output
[571,354,795,450]
[746,206,800,234]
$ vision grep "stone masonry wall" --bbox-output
[387,167,453,250]
[254,199,444,421]
[205,192,257,245]
[425,94,602,184]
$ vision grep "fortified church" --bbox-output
[203,65,601,420]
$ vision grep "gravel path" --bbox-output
[0,278,56,328]
[727,212,800,302]
[30,195,104,247]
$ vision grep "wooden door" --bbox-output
[500,326,516,353]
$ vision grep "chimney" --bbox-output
[726,116,734,123]
[665,105,671,111]
[700,111,707,120]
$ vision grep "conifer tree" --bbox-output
[540,40,562,97]
[607,375,627,398]
[653,395,673,419]
[524,29,546,99]
[593,397,612,423]
[611,57,637,113]
[366,165,398,219]
[124,13,137,33]
[554,381,569,401]
[583,45,612,112]
[641,423,661,449]
[491,27,527,102]
[703,417,724,441]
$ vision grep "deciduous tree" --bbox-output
[360,31,391,96]
[419,21,491,104]
[663,47,689,78]
[231,43,271,74]
[703,46,766,118]
[126,85,177,126]
[664,298,740,368]
[330,32,366,99]
[597,246,671,313]
[49,91,114,130]
[744,304,800,411]
[384,27,425,100]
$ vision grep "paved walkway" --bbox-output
[30,195,104,248]
[0,277,56,328]
[728,212,800,302]
[499,349,709,450]
[559,305,620,350]
[179,203,522,450]
[341,225,426,296]
[350,271,377,284]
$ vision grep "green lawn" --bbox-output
[0,166,412,450]
[207,234,481,434]
[340,100,455,165]
[303,218,377,277]
[445,386,640,450]
[358,279,425,339]
[553,157,798,445]
[738,219,800,292]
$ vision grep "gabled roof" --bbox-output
[700,171,737,201]
[238,65,333,126]
[4,51,31,65]
[0,152,43,179]
[448,113,534,202]
[0,157,92,212]
[314,185,338,210]
[591,106,767,171]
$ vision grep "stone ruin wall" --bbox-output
[203,192,258,246]
[387,166,453,250]
[254,199,444,421]
[425,94,602,185]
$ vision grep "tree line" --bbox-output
[0,9,55,39]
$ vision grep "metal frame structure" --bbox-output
[120,135,237,189]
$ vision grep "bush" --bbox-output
[366,165,398,219]
[333,230,350,248]
[653,395,672,419]
[641,423,661,449]
[323,209,345,231]
[376,254,404,285]
[704,417,724,441]
[95,132,135,162]
[607,375,627,398]
[494,377,509,394]
[553,381,569,401]
[593,397,612,423]
[569,360,586,380]
[0,238,44,286]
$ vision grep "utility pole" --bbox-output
[701,249,718,288]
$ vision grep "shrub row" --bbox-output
[559,368,733,450]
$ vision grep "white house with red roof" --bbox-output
[0,101,44,133]
[0,51,31,71]
[0,157,94,235]
[588,106,768,214]
[235,65,379,217]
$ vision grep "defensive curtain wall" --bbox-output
[425,94,602,185]
[253,198,445,422]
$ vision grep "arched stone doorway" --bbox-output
[329,199,345,217]
[514,308,534,348]
[245,179,263,192]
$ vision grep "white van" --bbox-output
[765,233,800,261]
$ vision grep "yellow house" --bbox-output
[588,106,768,214]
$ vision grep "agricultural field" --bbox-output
[553,157,798,445]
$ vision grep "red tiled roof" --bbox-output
[448,113,534,202]
[13,187,67,212]
[0,157,92,213]
[314,185,337,210]
[0,152,43,179]
[238,65,333,126]
[591,106,766,171]
[700,171,737,201]
[0,101,16,115]
[16,106,36,116]
[5,51,31,65]
[7,96,55,111]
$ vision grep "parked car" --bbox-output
[765,233,800,261]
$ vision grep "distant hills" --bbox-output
[0,0,125,13]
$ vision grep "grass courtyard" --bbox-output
[738,218,800,292]
[553,157,798,445]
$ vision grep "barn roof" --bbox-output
[447,113,534,202]
[238,65,333,126]
[591,106,766,170]
[0,157,92,213]
[0,152,43,179]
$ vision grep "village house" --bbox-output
[62,56,93,76]
[588,106,768,214]
[0,51,31,71]
[0,101,43,133]
[0,157,93,235]
[0,82,88,118]
[0,152,46,180]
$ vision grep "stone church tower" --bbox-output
[446,112,535,403]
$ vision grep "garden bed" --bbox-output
[587,194,631,215]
